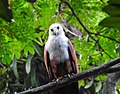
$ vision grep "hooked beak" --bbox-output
[53,29,58,35]
[53,31,57,35]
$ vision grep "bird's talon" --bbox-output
[56,79,59,81]
[71,73,75,75]
[64,75,68,77]
[67,74,71,77]
[57,76,63,80]
[52,79,56,82]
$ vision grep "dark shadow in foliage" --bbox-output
[8,42,50,94]
[0,0,13,22]
[99,0,120,28]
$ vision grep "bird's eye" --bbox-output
[51,29,53,31]
[57,26,59,29]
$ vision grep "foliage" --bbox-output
[99,0,120,28]
[0,0,120,93]
[0,0,58,65]
[0,67,11,94]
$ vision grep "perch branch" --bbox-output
[107,67,120,73]
[16,57,120,94]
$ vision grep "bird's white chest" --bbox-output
[46,36,69,63]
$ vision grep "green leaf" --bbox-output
[34,39,43,46]
[95,81,102,93]
[24,46,35,57]
[14,50,21,59]
[0,67,7,75]
[2,57,6,65]
[79,80,85,86]
[115,45,120,54]
[2,54,11,65]
[84,80,93,89]
[24,46,29,57]
[96,75,107,81]
[28,46,35,55]
[0,49,4,56]
[108,0,120,4]
[99,17,120,28]
[25,54,33,74]
[24,73,31,88]
[33,42,42,56]
[0,89,6,94]
[30,63,37,87]
[102,5,120,16]
[11,55,19,79]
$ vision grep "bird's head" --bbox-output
[49,23,65,37]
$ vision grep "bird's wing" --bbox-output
[44,47,51,78]
[68,40,79,73]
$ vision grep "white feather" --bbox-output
[45,23,69,63]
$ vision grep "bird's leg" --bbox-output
[56,76,64,81]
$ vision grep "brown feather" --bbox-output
[44,40,79,79]
[68,40,79,73]
[44,23,79,94]
[44,47,51,78]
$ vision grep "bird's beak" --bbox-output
[53,31,57,35]
[53,29,58,35]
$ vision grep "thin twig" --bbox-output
[62,25,82,38]
[61,1,113,58]
[90,32,120,43]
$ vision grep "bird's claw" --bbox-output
[52,73,75,82]
[56,76,63,81]
[64,73,74,78]
[52,76,63,82]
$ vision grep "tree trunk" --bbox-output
[101,64,120,94]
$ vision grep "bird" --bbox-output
[44,23,79,94]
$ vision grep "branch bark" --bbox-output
[101,63,120,94]
[16,57,120,94]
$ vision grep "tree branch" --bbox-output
[106,66,120,73]
[16,57,120,94]
[60,1,120,44]
[101,71,120,94]
[60,1,113,59]
[90,32,120,44]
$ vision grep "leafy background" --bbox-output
[0,0,120,93]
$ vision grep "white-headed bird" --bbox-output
[44,23,79,94]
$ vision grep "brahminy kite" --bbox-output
[44,23,79,94]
